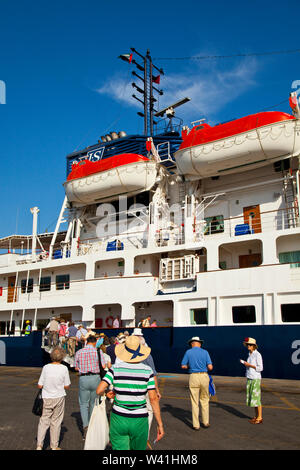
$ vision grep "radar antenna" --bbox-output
[154,97,191,132]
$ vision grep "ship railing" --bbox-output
[193,206,300,240]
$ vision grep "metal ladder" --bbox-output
[283,172,298,228]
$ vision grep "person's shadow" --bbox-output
[211,400,250,419]
[161,403,193,428]
[161,400,250,430]
[71,411,84,436]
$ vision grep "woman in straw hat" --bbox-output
[240,337,263,424]
[96,335,164,450]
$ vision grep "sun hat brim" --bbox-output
[115,342,151,363]
[188,337,204,345]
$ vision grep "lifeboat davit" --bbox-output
[175,111,300,178]
[64,153,157,205]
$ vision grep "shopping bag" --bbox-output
[84,397,109,450]
[32,390,43,416]
[208,375,216,397]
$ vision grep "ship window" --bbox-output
[190,308,208,325]
[281,304,300,322]
[204,215,224,235]
[279,251,300,268]
[56,274,70,290]
[232,305,256,323]
[0,321,15,335]
[21,278,33,294]
[39,276,51,292]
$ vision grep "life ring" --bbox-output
[105,315,114,328]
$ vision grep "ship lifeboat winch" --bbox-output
[175,111,300,178]
[64,153,158,205]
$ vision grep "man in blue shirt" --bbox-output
[181,336,213,430]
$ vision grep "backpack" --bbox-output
[59,324,67,337]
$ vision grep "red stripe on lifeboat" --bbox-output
[67,153,149,182]
[179,111,296,150]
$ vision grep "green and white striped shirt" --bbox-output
[103,360,156,418]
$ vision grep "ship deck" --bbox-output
[0,366,299,451]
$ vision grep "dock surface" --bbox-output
[0,366,299,450]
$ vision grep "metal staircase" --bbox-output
[283,172,298,228]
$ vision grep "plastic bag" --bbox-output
[208,375,216,397]
[84,397,109,450]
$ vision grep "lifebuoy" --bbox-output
[105,315,114,328]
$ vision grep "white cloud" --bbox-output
[95,56,258,124]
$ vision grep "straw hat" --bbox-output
[243,337,258,348]
[115,335,151,363]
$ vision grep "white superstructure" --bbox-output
[1,102,300,336]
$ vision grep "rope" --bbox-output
[154,48,300,61]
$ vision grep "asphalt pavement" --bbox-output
[0,366,299,451]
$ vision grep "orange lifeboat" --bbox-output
[175,111,300,178]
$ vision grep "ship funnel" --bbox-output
[105,134,112,141]
[118,131,127,138]
[110,132,119,140]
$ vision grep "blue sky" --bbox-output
[0,0,300,238]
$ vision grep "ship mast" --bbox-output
[119,48,164,136]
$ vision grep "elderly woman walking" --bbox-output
[240,337,263,424]
[36,347,71,450]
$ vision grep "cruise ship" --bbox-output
[0,50,300,379]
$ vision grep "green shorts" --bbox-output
[109,412,148,450]
[246,379,261,407]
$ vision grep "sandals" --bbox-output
[250,418,263,424]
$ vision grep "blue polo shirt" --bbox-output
[181,346,212,373]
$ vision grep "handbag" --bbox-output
[84,397,109,450]
[32,390,43,416]
[97,349,106,379]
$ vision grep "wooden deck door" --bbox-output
[7,276,17,303]
[239,253,262,268]
[243,205,262,233]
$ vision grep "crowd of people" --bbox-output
[35,325,263,450]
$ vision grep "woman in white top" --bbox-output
[36,347,71,450]
[240,337,263,424]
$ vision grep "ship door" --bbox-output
[239,253,262,268]
[7,276,17,303]
[243,205,261,233]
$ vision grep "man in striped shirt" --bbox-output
[75,335,105,439]
[96,335,164,450]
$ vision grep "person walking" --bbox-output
[66,322,78,358]
[181,336,213,430]
[240,337,263,424]
[75,335,106,440]
[130,328,161,435]
[96,335,164,451]
[142,315,151,328]
[76,325,88,346]
[46,317,60,347]
[106,336,117,365]
[58,319,68,346]
[36,346,71,450]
